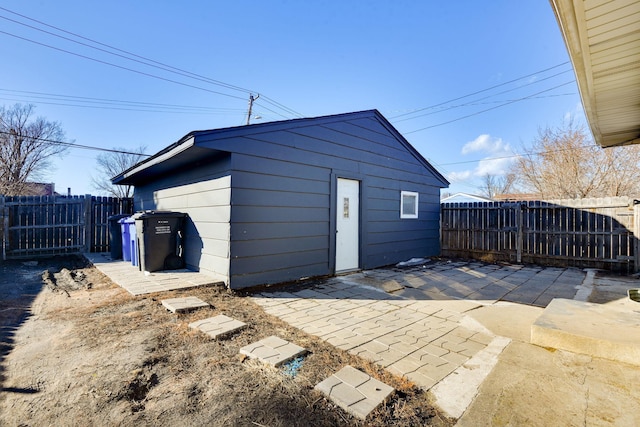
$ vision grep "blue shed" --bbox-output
[113,110,449,289]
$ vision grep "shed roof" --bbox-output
[550,0,640,147]
[113,109,449,186]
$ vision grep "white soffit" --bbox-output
[550,0,640,147]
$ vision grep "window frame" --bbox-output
[400,191,419,219]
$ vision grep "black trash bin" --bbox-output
[107,214,130,259]
[132,211,187,273]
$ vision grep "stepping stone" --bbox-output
[315,365,394,420]
[189,314,247,339]
[162,296,209,313]
[239,336,306,367]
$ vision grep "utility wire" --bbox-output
[0,30,251,101]
[404,81,575,134]
[0,7,253,94]
[391,61,571,120]
[0,6,303,117]
[392,69,574,123]
[0,89,247,114]
[0,130,151,156]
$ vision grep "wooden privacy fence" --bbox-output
[441,197,640,272]
[0,195,133,260]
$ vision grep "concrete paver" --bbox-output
[239,336,306,367]
[252,276,496,393]
[84,252,223,295]
[161,296,209,313]
[189,314,247,340]
[315,365,394,420]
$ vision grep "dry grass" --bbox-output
[0,257,454,427]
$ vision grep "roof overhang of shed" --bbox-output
[112,136,225,185]
[550,0,640,147]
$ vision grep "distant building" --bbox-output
[22,182,57,196]
[441,192,494,203]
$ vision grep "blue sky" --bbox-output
[0,1,583,196]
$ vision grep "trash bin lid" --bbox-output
[131,211,186,220]
[109,214,130,222]
[119,216,135,224]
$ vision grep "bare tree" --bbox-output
[91,146,147,198]
[511,120,640,199]
[479,173,516,199]
[0,104,67,196]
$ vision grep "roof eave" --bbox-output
[549,0,603,145]
[112,135,195,185]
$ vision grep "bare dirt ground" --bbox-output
[0,256,454,426]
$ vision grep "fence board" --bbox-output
[0,195,133,259]
[441,197,638,272]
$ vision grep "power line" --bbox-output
[0,13,253,96]
[0,130,151,156]
[404,81,575,134]
[0,6,303,118]
[0,30,251,101]
[390,61,571,120]
[392,69,575,123]
[0,88,248,114]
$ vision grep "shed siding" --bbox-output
[133,158,231,284]
[228,153,331,288]
[214,114,442,288]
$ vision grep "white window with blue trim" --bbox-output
[400,191,419,219]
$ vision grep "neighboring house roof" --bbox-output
[441,193,494,203]
[550,0,640,148]
[113,110,449,186]
[23,182,56,196]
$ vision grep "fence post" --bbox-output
[0,196,5,261]
[516,203,523,264]
[634,202,640,273]
[83,195,93,253]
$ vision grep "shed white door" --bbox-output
[335,178,359,272]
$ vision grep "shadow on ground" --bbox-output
[0,255,90,394]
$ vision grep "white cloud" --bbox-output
[447,170,472,182]
[458,134,517,178]
[475,156,514,176]
[461,134,510,155]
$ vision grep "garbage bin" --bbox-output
[108,214,129,259]
[132,211,187,273]
[119,217,133,262]
[128,218,138,267]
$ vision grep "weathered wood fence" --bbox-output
[0,195,133,260]
[441,197,640,272]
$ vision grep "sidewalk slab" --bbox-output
[315,366,394,420]
[240,336,306,367]
[531,298,640,366]
[189,314,246,340]
[162,296,209,313]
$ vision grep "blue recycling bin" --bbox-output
[108,214,129,259]
[129,219,138,267]
[119,217,132,261]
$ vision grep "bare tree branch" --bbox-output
[0,104,68,195]
[91,146,147,198]
[511,119,640,199]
